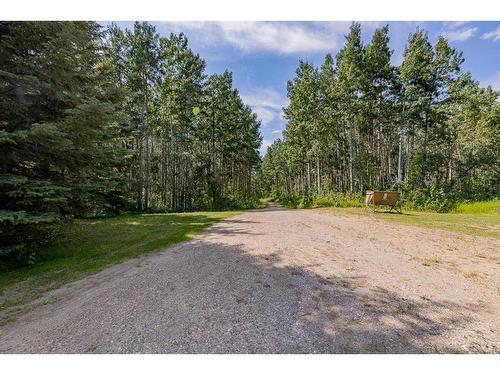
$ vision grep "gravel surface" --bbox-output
[0,205,498,353]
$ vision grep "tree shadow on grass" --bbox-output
[0,214,244,316]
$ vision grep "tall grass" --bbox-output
[277,192,364,209]
[454,200,500,214]
[312,192,364,208]
[276,192,499,215]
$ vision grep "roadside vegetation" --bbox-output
[0,211,237,318]
[260,23,499,214]
[1,21,262,266]
[277,192,364,209]
[307,199,499,238]
[0,21,498,322]
[271,195,499,238]
[373,209,499,239]
[454,199,500,214]
[275,192,499,213]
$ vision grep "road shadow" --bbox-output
[147,241,484,353]
[1,234,489,353]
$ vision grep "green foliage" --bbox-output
[312,192,364,208]
[0,22,133,261]
[106,24,262,212]
[1,21,262,264]
[402,187,457,212]
[277,192,364,209]
[261,22,499,212]
[277,194,304,209]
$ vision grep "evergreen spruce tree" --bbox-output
[0,22,127,260]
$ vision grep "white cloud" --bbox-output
[240,86,288,127]
[165,21,342,54]
[253,106,276,126]
[445,21,470,30]
[259,139,273,156]
[441,26,477,42]
[481,27,500,42]
[220,22,334,54]
[241,87,288,110]
[271,129,282,134]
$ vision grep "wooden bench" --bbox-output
[365,191,402,212]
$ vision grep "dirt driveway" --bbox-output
[0,205,498,353]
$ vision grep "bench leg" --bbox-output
[393,202,402,214]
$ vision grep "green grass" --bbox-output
[258,197,273,207]
[0,211,238,316]
[327,206,500,239]
[276,193,364,209]
[283,194,499,238]
[454,199,500,214]
[311,193,364,208]
[376,210,500,238]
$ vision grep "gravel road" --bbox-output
[1,205,498,353]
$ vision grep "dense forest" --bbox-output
[261,23,499,210]
[0,21,262,260]
[1,21,499,263]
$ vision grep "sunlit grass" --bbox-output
[0,211,238,316]
[258,197,273,208]
[326,206,500,239]
[277,193,364,209]
[454,199,500,214]
[312,193,364,208]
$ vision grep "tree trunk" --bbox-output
[347,123,355,192]
[397,129,402,187]
[316,155,321,194]
[306,161,311,195]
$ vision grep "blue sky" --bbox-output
[109,21,500,155]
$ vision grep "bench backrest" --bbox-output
[366,191,400,206]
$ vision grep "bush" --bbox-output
[277,194,302,208]
[402,187,457,213]
[276,192,364,209]
[311,192,364,208]
[0,211,60,269]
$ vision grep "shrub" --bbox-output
[276,192,364,209]
[402,187,457,213]
[311,192,364,208]
[277,194,302,208]
[298,195,313,208]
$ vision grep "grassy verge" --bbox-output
[277,194,499,238]
[373,210,499,239]
[454,199,499,214]
[327,207,499,239]
[258,197,273,207]
[0,211,238,317]
[276,193,364,209]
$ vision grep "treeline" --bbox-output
[0,21,261,261]
[106,23,261,211]
[261,23,499,210]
